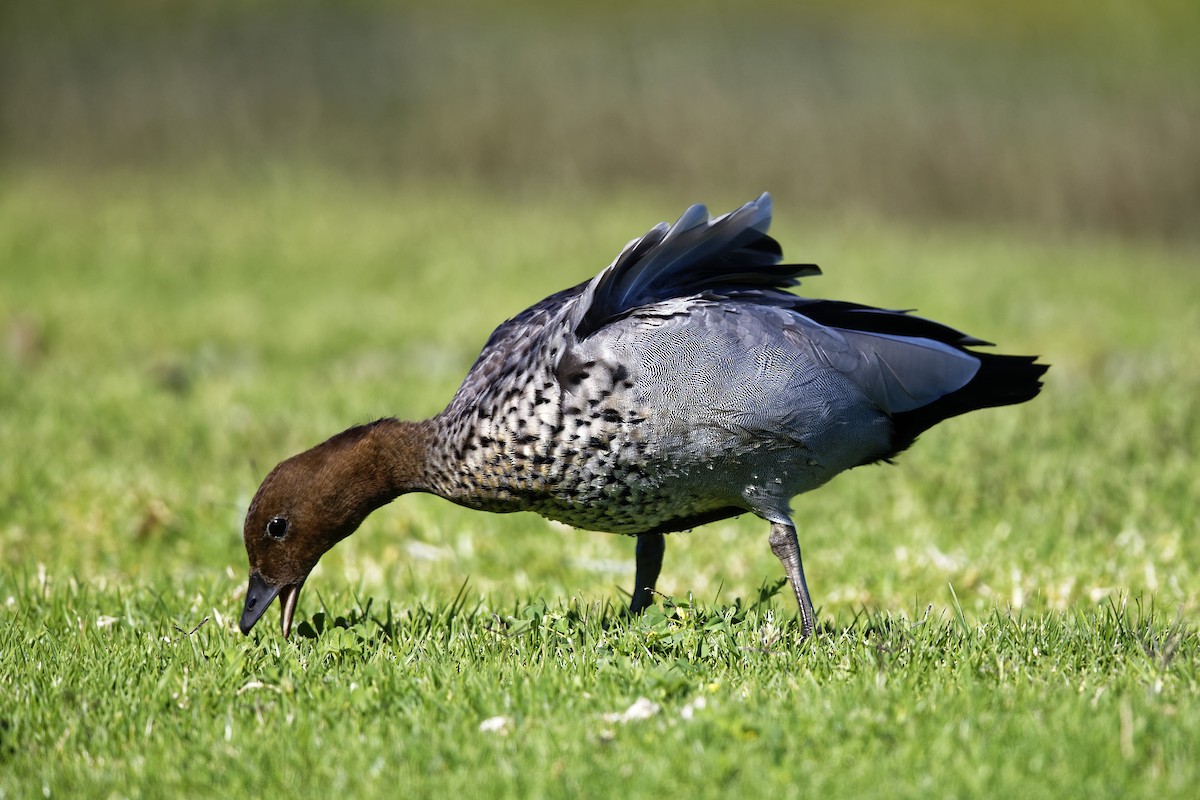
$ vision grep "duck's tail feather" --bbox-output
[575,193,818,338]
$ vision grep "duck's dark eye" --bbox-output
[265,516,289,540]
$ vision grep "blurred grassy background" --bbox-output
[3,0,1198,237]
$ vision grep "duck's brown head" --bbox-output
[239,420,421,637]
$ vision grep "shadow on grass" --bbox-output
[293,575,804,641]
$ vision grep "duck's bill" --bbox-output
[278,582,302,638]
[239,572,304,638]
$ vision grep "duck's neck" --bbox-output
[361,417,438,499]
[275,418,439,550]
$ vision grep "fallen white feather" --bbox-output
[603,697,660,724]
[478,716,513,734]
[680,696,708,720]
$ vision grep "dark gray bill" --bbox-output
[239,572,282,635]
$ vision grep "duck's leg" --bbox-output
[768,521,816,638]
[629,532,665,613]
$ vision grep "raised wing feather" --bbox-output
[573,193,818,338]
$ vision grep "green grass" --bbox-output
[2,169,1199,796]
[3,580,1197,798]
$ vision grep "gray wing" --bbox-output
[780,311,981,414]
[734,295,1044,453]
[562,188,984,417]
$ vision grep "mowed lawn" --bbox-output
[1,170,1197,797]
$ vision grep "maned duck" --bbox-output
[238,194,1046,639]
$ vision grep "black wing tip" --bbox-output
[887,352,1049,456]
[784,263,821,278]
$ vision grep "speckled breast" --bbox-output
[432,353,728,535]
